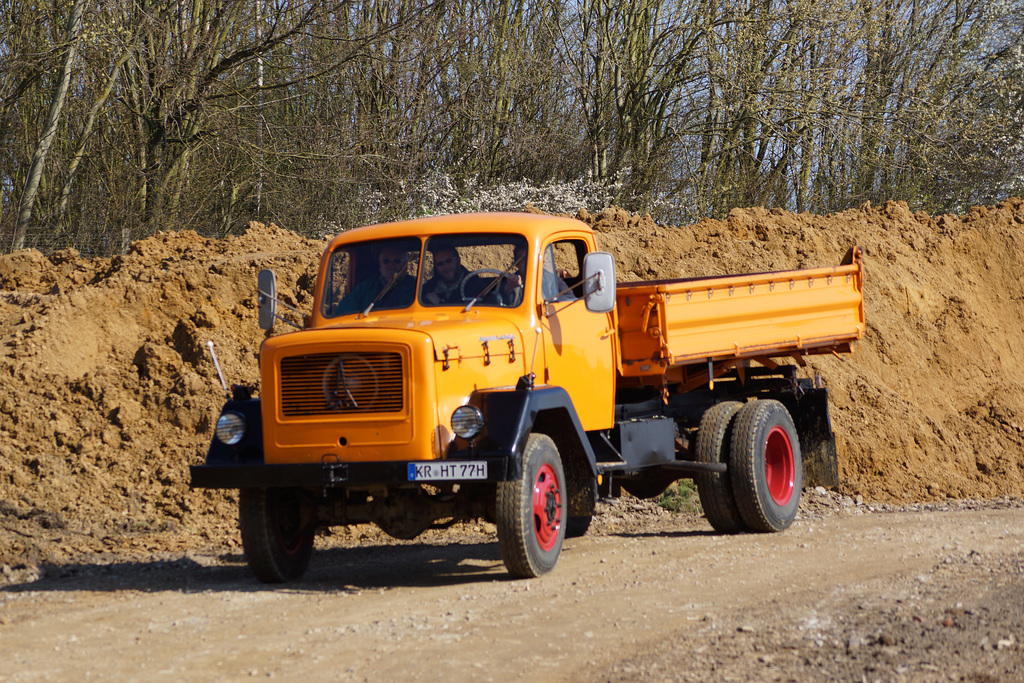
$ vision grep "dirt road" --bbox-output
[2,495,1022,682]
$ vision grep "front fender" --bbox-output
[456,385,598,480]
[202,399,264,466]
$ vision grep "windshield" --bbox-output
[420,234,528,308]
[321,233,530,317]
[322,237,422,317]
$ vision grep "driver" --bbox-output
[422,244,470,305]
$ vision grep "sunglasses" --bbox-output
[436,257,456,266]
[380,257,405,265]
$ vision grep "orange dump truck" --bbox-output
[191,212,864,582]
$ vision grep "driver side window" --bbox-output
[542,240,584,302]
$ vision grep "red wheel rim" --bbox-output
[764,425,795,506]
[531,463,562,551]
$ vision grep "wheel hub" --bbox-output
[531,463,562,551]
[764,425,795,506]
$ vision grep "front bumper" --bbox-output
[189,455,516,490]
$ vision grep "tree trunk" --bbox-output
[55,53,131,225]
[12,0,84,251]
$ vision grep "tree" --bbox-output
[3,0,1023,254]
[11,0,84,250]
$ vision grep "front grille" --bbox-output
[279,352,404,417]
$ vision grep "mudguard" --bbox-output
[462,385,599,481]
[204,399,264,465]
[780,387,840,488]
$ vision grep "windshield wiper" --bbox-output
[361,260,409,317]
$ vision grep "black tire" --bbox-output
[496,433,567,578]
[694,401,746,533]
[729,400,802,532]
[239,488,315,583]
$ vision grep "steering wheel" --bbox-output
[460,268,507,302]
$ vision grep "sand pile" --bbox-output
[2,200,1023,571]
[0,226,324,570]
[586,200,1024,504]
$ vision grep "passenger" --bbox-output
[422,244,470,305]
[336,245,415,314]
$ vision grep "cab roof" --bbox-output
[325,212,592,251]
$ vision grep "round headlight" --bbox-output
[451,405,485,439]
[215,411,247,445]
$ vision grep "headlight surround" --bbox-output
[451,405,485,440]
[215,411,247,445]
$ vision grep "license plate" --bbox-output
[407,461,487,481]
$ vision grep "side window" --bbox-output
[542,240,585,302]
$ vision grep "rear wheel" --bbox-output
[694,401,746,533]
[729,400,802,532]
[496,434,566,578]
[239,488,315,583]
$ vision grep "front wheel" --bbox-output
[239,488,316,583]
[729,400,802,532]
[496,434,567,578]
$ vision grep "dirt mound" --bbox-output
[0,225,326,570]
[2,201,1024,571]
[586,200,1024,502]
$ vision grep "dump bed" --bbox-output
[615,247,864,377]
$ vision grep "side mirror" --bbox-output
[257,269,277,330]
[582,251,616,314]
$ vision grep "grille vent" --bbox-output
[280,352,403,416]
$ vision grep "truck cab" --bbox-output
[193,213,619,580]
